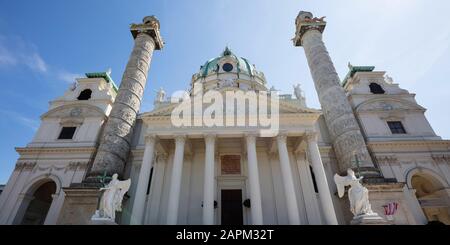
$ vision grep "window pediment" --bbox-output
[356,98,425,113]
[41,104,106,120]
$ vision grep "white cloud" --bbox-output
[0,35,81,83]
[0,45,17,66]
[57,70,83,84]
[0,109,39,131]
[0,35,48,73]
[23,52,48,73]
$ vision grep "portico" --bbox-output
[129,109,338,225]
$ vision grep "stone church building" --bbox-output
[0,12,449,225]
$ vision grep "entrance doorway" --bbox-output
[20,181,56,225]
[221,189,243,225]
[411,173,450,224]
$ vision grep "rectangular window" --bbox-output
[58,127,77,139]
[387,121,406,134]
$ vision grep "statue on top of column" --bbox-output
[297,11,326,23]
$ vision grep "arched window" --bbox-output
[369,83,385,94]
[20,181,57,225]
[77,89,92,100]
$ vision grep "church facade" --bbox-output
[0,12,449,225]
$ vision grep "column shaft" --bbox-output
[131,136,156,225]
[203,135,216,225]
[246,135,264,225]
[306,135,338,225]
[89,16,163,178]
[166,136,186,225]
[276,135,301,225]
[294,12,373,173]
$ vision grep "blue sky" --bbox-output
[1,0,450,184]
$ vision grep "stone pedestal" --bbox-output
[351,213,389,225]
[91,212,118,225]
[57,187,100,225]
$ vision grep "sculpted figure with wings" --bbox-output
[334,169,374,217]
[92,173,131,221]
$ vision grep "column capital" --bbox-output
[245,132,259,142]
[276,133,288,143]
[203,133,217,143]
[174,135,187,147]
[130,15,164,50]
[144,134,158,145]
[293,11,326,47]
[304,131,319,142]
[157,153,168,161]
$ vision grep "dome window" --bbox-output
[222,63,233,72]
[77,89,92,100]
[369,83,385,94]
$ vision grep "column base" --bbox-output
[351,213,389,225]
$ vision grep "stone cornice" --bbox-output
[365,182,405,192]
[15,146,97,155]
[139,113,320,127]
[368,140,450,149]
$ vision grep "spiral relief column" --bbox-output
[88,16,164,179]
[293,11,377,174]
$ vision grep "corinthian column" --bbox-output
[130,135,157,225]
[276,134,301,225]
[203,134,216,225]
[293,11,375,173]
[305,132,338,225]
[245,134,264,225]
[166,135,186,225]
[88,16,164,179]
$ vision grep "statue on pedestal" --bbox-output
[155,87,166,103]
[91,173,131,223]
[334,169,374,217]
[293,83,307,107]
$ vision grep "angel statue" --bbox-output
[92,173,131,222]
[334,169,375,217]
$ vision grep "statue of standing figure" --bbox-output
[92,173,131,222]
[293,84,307,107]
[334,169,374,217]
[155,87,166,103]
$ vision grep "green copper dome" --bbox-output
[199,47,256,77]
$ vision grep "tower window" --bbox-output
[58,127,76,139]
[77,89,92,100]
[387,121,406,134]
[222,63,233,72]
[369,83,385,94]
